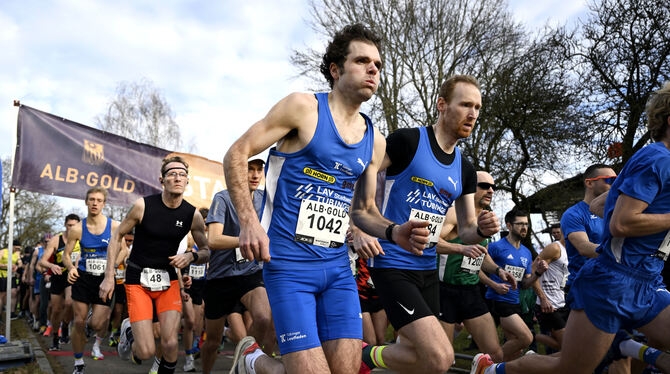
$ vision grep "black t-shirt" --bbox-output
[386,126,476,195]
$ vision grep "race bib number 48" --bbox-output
[505,265,525,282]
[85,258,106,276]
[140,268,170,291]
[460,254,485,274]
[409,209,445,247]
[295,199,349,248]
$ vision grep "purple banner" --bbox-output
[12,105,171,206]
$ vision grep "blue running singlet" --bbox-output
[78,217,112,275]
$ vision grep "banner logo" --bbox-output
[82,139,105,166]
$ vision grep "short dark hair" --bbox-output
[65,213,81,224]
[319,24,382,88]
[161,155,189,177]
[584,163,610,180]
[550,223,561,230]
[505,209,527,225]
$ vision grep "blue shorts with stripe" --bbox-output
[568,257,670,334]
[263,258,362,354]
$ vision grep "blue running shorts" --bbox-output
[569,257,670,333]
[263,258,362,354]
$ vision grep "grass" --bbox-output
[0,314,56,374]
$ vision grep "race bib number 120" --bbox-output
[295,199,349,248]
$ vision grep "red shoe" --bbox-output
[471,353,494,374]
[43,326,53,337]
[359,361,371,374]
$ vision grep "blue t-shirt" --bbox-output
[205,189,263,279]
[261,92,374,268]
[370,126,462,270]
[560,200,603,286]
[485,237,532,304]
[599,142,670,276]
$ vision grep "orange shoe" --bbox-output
[471,353,495,374]
[43,325,53,337]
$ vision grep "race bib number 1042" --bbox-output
[295,199,349,248]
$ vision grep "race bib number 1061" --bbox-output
[295,199,349,248]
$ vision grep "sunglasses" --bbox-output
[477,182,497,191]
[585,175,617,185]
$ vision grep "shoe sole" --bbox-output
[471,353,489,374]
[228,336,256,374]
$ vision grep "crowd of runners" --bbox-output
[1,23,669,374]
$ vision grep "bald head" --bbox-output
[475,171,495,210]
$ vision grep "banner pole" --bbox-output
[5,100,21,341]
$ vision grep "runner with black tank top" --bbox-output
[351,75,501,374]
[99,156,210,374]
[39,214,81,351]
[62,187,122,374]
[436,171,515,363]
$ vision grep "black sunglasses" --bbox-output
[477,182,497,191]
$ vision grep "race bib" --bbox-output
[505,265,525,282]
[188,264,206,279]
[408,209,444,247]
[71,252,80,264]
[115,268,126,280]
[561,272,569,289]
[140,268,170,291]
[234,248,248,263]
[85,258,106,276]
[460,254,485,274]
[654,230,670,261]
[295,199,349,248]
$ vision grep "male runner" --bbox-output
[39,213,81,350]
[202,158,274,374]
[101,156,210,374]
[62,187,121,373]
[224,24,426,374]
[438,171,516,363]
[0,240,22,319]
[560,163,616,297]
[350,75,500,374]
[472,82,670,374]
[532,223,569,351]
[108,232,133,347]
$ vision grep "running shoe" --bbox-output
[117,318,133,361]
[72,364,85,374]
[91,344,104,360]
[149,356,160,374]
[229,336,259,374]
[49,339,60,351]
[38,325,47,334]
[43,325,53,337]
[183,354,196,372]
[471,353,494,374]
[108,335,119,347]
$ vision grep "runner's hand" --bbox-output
[67,268,79,284]
[532,257,549,275]
[239,220,270,263]
[477,210,500,237]
[395,220,430,256]
[99,276,115,302]
[493,282,510,295]
[169,253,194,269]
[540,296,554,313]
[352,229,384,260]
[461,244,486,259]
[181,289,190,302]
[50,264,63,276]
[498,269,518,290]
[183,275,192,289]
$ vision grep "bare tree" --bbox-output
[95,78,193,218]
[572,0,670,164]
[1,158,63,247]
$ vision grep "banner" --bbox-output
[12,105,225,208]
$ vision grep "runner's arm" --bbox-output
[454,193,500,245]
[207,223,240,250]
[224,93,315,262]
[105,199,143,280]
[589,191,608,218]
[610,193,670,237]
[566,231,599,258]
[62,224,82,272]
[171,210,210,266]
[39,236,60,275]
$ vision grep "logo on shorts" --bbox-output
[397,301,415,315]
[278,331,306,344]
[175,220,183,228]
[82,139,105,166]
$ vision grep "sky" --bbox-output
[0,0,589,240]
